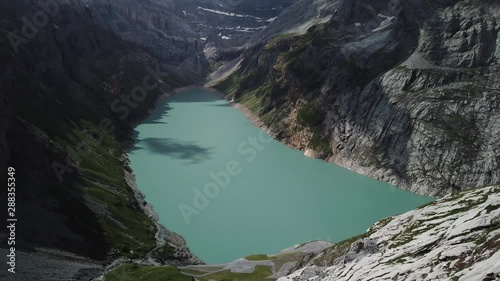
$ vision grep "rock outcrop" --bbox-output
[138,185,498,281]
[250,0,339,43]
[214,0,500,197]
[0,0,207,279]
[169,0,297,49]
[279,185,500,281]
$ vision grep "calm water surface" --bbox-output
[127,88,433,264]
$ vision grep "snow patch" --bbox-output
[197,6,262,21]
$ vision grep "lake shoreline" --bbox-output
[127,86,433,263]
[119,85,207,267]
[198,86,436,198]
[202,87,271,134]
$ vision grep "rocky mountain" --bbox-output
[1,0,499,280]
[249,0,338,44]
[279,185,500,281]
[100,185,500,281]
[214,0,500,197]
[0,0,206,279]
[168,0,297,49]
[0,0,306,279]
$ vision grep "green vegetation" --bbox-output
[214,28,336,155]
[237,85,272,114]
[214,74,244,95]
[198,265,274,281]
[297,103,322,127]
[485,204,500,214]
[245,254,273,261]
[369,217,394,233]
[105,264,193,281]
[313,234,365,266]
[181,252,306,281]
[265,33,299,50]
[388,221,437,250]
[151,244,176,263]
[395,65,410,71]
[62,121,157,258]
[475,235,488,245]
[309,132,330,152]
[417,200,437,209]
[273,252,304,273]
[179,268,207,276]
[313,217,395,266]
[389,190,494,250]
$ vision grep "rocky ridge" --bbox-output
[249,0,339,43]
[214,0,500,197]
[278,185,500,281]
[167,0,297,49]
[1,0,207,279]
[1,0,500,280]
[117,185,498,281]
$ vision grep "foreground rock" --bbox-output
[279,185,500,281]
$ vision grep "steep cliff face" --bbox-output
[249,0,339,43]
[0,0,206,279]
[279,185,500,281]
[214,0,500,197]
[1,0,499,280]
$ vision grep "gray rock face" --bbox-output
[250,0,340,43]
[325,0,500,196]
[169,0,297,48]
[279,185,500,281]
[60,0,210,81]
[218,0,500,196]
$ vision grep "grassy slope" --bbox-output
[110,250,309,281]
[106,263,273,281]
[103,186,499,280]
[73,122,157,257]
[43,118,158,258]
[4,55,176,259]
[105,264,194,281]
[213,25,338,153]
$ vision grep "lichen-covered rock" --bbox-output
[279,186,500,281]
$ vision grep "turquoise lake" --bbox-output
[127,88,433,264]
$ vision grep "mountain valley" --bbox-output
[0,0,499,280]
